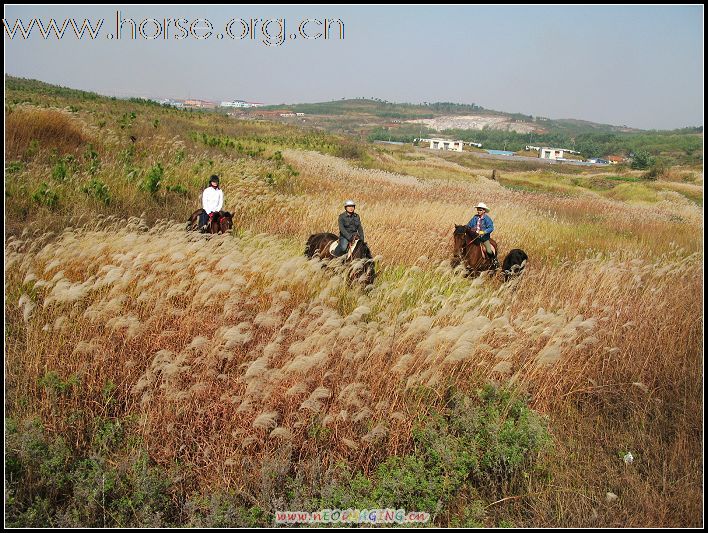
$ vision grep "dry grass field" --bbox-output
[5,80,703,527]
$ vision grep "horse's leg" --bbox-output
[466,247,483,275]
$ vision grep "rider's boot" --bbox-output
[490,254,500,269]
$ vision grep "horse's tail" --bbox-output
[304,234,318,257]
[186,209,203,231]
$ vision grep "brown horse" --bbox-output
[452,224,499,275]
[305,232,339,259]
[186,209,233,234]
[305,232,376,286]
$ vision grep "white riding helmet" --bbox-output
[344,200,356,207]
[475,202,489,212]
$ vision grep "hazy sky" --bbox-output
[4,5,704,129]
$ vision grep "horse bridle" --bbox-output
[455,228,485,262]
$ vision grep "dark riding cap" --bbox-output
[209,175,220,185]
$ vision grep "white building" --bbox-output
[159,99,183,108]
[540,147,566,160]
[220,101,267,108]
[423,138,464,152]
[221,100,250,108]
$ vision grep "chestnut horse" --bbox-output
[452,224,499,275]
[305,232,376,286]
[186,209,233,234]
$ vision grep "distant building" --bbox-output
[159,99,183,108]
[588,158,610,165]
[221,100,250,108]
[221,101,267,108]
[422,138,464,152]
[540,147,568,160]
[184,99,217,109]
[607,155,626,164]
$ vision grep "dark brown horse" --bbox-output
[186,209,233,234]
[305,232,339,259]
[305,232,376,286]
[452,224,499,275]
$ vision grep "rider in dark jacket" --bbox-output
[334,199,365,257]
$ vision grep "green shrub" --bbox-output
[335,141,365,160]
[6,161,25,174]
[643,159,669,180]
[631,150,654,170]
[51,160,69,181]
[24,139,40,159]
[184,493,266,528]
[6,415,177,528]
[82,179,111,206]
[310,385,550,523]
[140,163,164,194]
[83,144,101,175]
[32,183,60,209]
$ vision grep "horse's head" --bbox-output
[349,241,376,286]
[219,212,233,233]
[453,225,468,257]
[351,239,371,260]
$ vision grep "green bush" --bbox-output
[5,415,177,528]
[631,150,654,170]
[335,141,365,160]
[84,144,101,175]
[140,163,164,194]
[184,493,266,528]
[32,182,60,209]
[6,161,25,174]
[308,385,550,523]
[82,179,111,206]
[643,158,669,180]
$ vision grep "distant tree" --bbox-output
[631,150,654,170]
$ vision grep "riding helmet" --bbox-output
[344,199,356,207]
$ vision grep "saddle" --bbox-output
[479,241,496,259]
[328,238,360,259]
[466,234,495,259]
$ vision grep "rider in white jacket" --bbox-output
[199,175,224,229]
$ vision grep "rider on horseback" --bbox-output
[467,202,499,269]
[334,200,365,257]
[200,175,224,231]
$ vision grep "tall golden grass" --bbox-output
[6,205,702,525]
[6,106,87,160]
[4,94,703,525]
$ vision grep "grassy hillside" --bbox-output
[4,77,703,527]
[254,96,702,164]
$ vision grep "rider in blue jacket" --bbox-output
[467,202,499,268]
